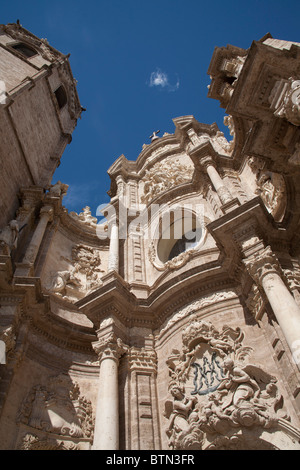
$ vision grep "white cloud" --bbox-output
[149,69,179,92]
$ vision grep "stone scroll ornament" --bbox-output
[164,318,289,450]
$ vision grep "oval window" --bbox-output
[54,85,68,109]
[11,43,37,58]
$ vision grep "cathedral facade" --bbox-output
[1,23,300,450]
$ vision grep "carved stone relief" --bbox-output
[141,159,194,205]
[148,240,198,272]
[20,433,82,450]
[269,77,300,127]
[248,157,287,221]
[69,206,97,228]
[0,220,19,255]
[164,318,290,450]
[157,290,237,339]
[17,374,94,442]
[47,181,69,198]
[44,244,105,301]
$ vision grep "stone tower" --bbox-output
[1,26,300,451]
[0,22,82,227]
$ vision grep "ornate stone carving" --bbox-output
[246,283,266,320]
[45,244,105,299]
[248,157,286,220]
[92,333,128,363]
[164,319,288,450]
[243,246,281,287]
[256,172,286,218]
[128,346,157,373]
[17,374,94,440]
[158,290,237,338]
[69,206,97,227]
[141,159,194,204]
[269,77,300,127]
[0,220,19,255]
[220,56,245,78]
[45,269,82,296]
[149,240,198,272]
[20,433,81,450]
[47,181,68,198]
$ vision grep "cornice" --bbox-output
[75,259,239,330]
[4,275,97,354]
[57,208,109,247]
[0,23,66,63]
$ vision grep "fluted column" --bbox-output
[108,220,119,273]
[199,156,233,205]
[244,246,300,370]
[92,334,127,450]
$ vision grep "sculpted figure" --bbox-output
[69,206,97,227]
[218,357,260,407]
[164,383,202,450]
[0,219,19,254]
[48,181,68,197]
[47,269,82,296]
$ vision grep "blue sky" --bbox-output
[2,0,300,216]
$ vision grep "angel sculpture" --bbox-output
[164,383,202,450]
[202,356,285,431]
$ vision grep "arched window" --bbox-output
[11,43,37,58]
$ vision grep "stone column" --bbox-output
[23,205,53,264]
[199,156,233,205]
[244,246,300,370]
[92,334,127,450]
[14,205,53,277]
[108,220,119,273]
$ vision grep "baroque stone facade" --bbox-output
[1,24,300,450]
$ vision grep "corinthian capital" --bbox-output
[243,246,281,286]
[92,333,128,363]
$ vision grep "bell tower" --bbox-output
[0,22,82,227]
